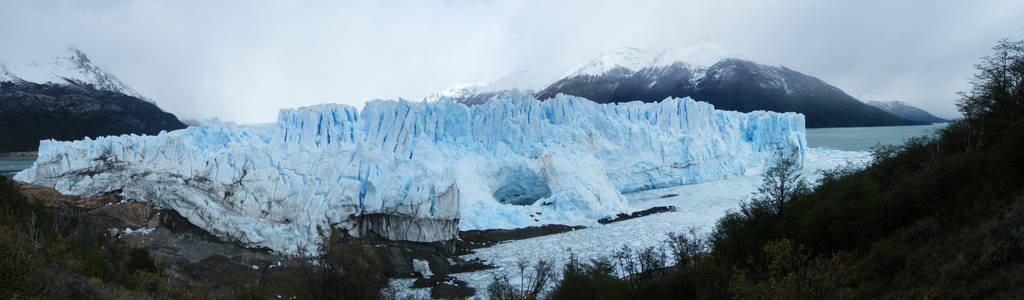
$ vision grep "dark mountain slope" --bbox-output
[535,59,927,128]
[0,81,186,152]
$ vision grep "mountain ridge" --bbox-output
[866,100,948,123]
[432,47,931,128]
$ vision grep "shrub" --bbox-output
[550,254,623,300]
[302,230,387,300]
[711,199,779,265]
[664,229,706,271]
[125,270,165,293]
[69,242,110,279]
[753,153,809,218]
[127,247,158,273]
[730,239,847,299]
[0,227,31,296]
[487,258,556,300]
[711,153,810,266]
[957,39,1024,146]
[552,232,723,299]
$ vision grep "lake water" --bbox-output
[806,123,948,151]
[0,156,36,178]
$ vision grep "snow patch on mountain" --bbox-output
[1,47,145,99]
[16,93,805,255]
[706,59,795,95]
[866,100,901,111]
[479,70,555,93]
[565,39,734,78]
[0,64,23,83]
[424,81,490,102]
[866,100,948,123]
[424,70,556,102]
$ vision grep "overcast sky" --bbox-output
[1,0,1022,123]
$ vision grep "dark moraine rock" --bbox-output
[598,206,677,224]
[457,224,587,254]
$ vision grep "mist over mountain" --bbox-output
[423,70,556,106]
[867,100,948,123]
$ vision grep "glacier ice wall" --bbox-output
[14,93,805,254]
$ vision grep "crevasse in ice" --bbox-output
[15,92,805,254]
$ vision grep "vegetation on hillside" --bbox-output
[492,38,1024,299]
[297,229,388,300]
[0,175,185,298]
[1,173,390,299]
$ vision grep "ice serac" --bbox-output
[14,93,806,255]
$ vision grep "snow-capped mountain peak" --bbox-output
[424,81,490,102]
[565,47,649,77]
[0,63,22,83]
[424,70,558,102]
[651,39,732,68]
[479,70,554,93]
[564,39,734,78]
[866,100,905,111]
[1,47,145,99]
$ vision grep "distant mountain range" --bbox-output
[0,48,186,152]
[866,100,948,123]
[429,41,937,128]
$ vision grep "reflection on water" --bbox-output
[806,123,948,151]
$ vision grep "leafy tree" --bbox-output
[753,153,810,218]
[730,239,847,299]
[487,258,556,300]
[712,152,809,265]
[957,39,1024,148]
[550,254,622,300]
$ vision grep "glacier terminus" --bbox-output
[14,92,806,255]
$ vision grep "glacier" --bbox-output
[14,93,806,255]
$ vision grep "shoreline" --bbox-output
[0,151,38,157]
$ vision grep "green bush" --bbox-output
[551,255,624,300]
[0,227,31,296]
[729,239,848,299]
[301,230,387,300]
[128,247,158,273]
[125,270,165,293]
[0,167,178,297]
[711,153,807,266]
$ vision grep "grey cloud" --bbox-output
[1,0,1021,122]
